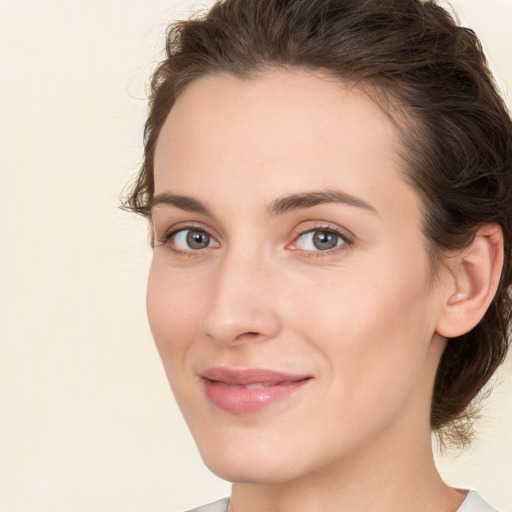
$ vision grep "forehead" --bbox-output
[153,69,416,219]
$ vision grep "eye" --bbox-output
[163,228,219,252]
[292,228,347,252]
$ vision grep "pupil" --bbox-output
[187,230,210,249]
[313,231,337,250]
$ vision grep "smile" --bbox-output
[200,367,312,414]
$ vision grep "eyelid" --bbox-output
[287,223,354,254]
[154,221,353,257]
[155,223,220,253]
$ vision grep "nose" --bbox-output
[201,250,281,347]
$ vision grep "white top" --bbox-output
[185,490,499,512]
[458,491,499,512]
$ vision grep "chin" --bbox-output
[196,436,306,484]
[203,455,301,484]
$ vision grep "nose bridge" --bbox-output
[201,243,280,346]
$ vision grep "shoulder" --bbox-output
[457,490,501,512]
[184,497,230,512]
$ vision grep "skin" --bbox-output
[148,69,467,512]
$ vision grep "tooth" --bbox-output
[219,383,243,389]
[245,383,264,389]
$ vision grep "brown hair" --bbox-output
[125,0,512,447]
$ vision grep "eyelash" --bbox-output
[156,226,217,258]
[289,225,353,257]
[156,224,353,257]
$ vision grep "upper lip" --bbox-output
[200,367,312,386]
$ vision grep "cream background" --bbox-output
[0,0,511,511]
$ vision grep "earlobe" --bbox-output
[436,224,504,338]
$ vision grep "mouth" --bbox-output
[200,367,313,414]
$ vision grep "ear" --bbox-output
[435,224,504,338]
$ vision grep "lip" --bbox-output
[200,367,312,414]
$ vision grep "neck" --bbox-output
[230,422,464,512]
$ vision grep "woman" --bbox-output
[125,0,512,510]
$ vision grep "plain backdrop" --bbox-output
[1,0,511,511]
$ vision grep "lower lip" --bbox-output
[203,378,310,414]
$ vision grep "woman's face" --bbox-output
[148,70,449,483]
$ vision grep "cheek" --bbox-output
[287,262,436,389]
[289,264,424,334]
[146,259,204,361]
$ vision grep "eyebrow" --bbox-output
[150,193,212,216]
[267,189,378,216]
[150,189,377,217]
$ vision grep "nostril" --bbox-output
[233,331,264,343]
